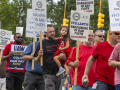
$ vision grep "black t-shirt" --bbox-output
[35,39,62,75]
[43,39,59,75]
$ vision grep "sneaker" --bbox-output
[62,73,69,80]
[56,68,65,76]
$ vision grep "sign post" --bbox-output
[32,38,35,70]
[70,10,90,85]
[0,49,3,65]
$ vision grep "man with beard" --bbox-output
[30,24,67,90]
[2,33,26,90]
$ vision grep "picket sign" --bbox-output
[8,45,27,70]
[32,0,47,66]
[0,29,12,64]
[16,27,23,36]
[76,0,94,15]
[26,9,40,38]
[70,10,90,85]
[108,0,120,31]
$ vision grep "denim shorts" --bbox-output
[115,84,120,90]
[96,80,115,90]
[72,85,95,90]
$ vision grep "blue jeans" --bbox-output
[115,84,120,90]
[72,85,95,90]
[96,80,115,90]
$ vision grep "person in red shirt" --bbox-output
[82,31,120,90]
[66,30,96,90]
[2,33,26,90]
[93,30,105,47]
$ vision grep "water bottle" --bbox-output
[62,85,65,90]
[65,87,67,90]
[60,41,64,48]
[83,79,88,87]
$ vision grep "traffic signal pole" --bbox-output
[64,0,66,19]
[62,0,69,27]
[97,0,105,28]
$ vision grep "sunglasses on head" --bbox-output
[95,35,105,38]
[112,32,120,35]
[17,36,22,39]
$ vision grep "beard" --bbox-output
[47,35,54,40]
[48,36,54,40]
[15,40,22,44]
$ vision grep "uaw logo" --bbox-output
[37,1,42,8]
[114,1,120,10]
[0,31,6,36]
[36,34,40,37]
[117,1,120,7]
[35,1,44,11]
[72,12,80,21]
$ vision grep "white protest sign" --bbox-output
[70,10,90,41]
[16,27,23,36]
[32,0,47,31]
[0,29,12,49]
[109,0,120,31]
[26,9,40,38]
[76,0,94,15]
[11,35,14,42]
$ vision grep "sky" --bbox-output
[53,0,60,3]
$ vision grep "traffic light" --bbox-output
[62,18,69,27]
[97,13,105,28]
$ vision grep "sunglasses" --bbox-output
[17,37,22,39]
[112,32,120,35]
[95,35,105,38]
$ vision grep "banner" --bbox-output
[8,45,27,70]
[109,0,120,31]
[32,0,47,31]
[0,29,12,49]
[70,10,90,41]
[76,0,94,15]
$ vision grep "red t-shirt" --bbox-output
[66,44,96,86]
[92,41,115,86]
[54,37,72,64]
[92,44,96,47]
[3,42,26,73]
